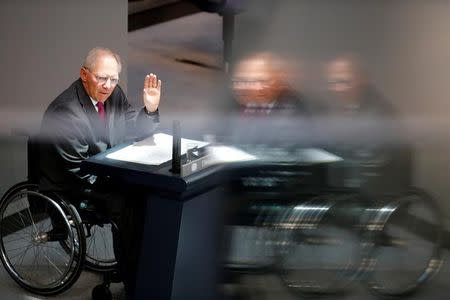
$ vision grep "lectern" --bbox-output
[81,140,227,300]
[81,133,344,300]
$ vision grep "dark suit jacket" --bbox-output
[221,90,314,146]
[39,78,159,191]
[322,86,412,193]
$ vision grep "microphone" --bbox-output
[171,120,181,174]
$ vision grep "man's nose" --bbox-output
[103,78,112,89]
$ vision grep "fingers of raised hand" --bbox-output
[144,73,160,89]
[157,79,161,91]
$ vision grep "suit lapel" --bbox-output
[76,79,109,144]
[104,99,116,146]
[76,80,100,124]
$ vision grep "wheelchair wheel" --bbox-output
[224,203,281,270]
[275,194,365,296]
[363,187,443,297]
[84,221,118,272]
[0,182,86,295]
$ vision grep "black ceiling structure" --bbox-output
[128,0,202,32]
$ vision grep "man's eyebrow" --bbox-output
[97,73,119,78]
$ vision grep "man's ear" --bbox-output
[80,67,88,82]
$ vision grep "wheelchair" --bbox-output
[361,187,443,298]
[223,150,444,299]
[0,135,117,297]
[273,188,443,298]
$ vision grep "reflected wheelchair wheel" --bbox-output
[363,188,443,297]
[275,194,365,297]
[223,205,279,270]
[84,221,118,272]
[0,182,86,296]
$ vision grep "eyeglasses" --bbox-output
[231,78,272,88]
[83,67,119,85]
[327,79,352,87]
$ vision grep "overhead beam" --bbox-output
[128,0,202,32]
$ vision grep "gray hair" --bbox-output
[82,47,122,73]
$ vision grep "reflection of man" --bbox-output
[326,55,393,115]
[325,54,410,193]
[39,47,161,294]
[40,47,161,190]
[231,51,306,116]
[227,51,310,146]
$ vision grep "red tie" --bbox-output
[96,102,106,123]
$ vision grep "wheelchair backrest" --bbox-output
[27,135,41,183]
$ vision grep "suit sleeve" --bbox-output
[115,85,160,141]
[40,105,95,187]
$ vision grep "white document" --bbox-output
[207,146,341,164]
[293,148,343,164]
[106,133,341,166]
[203,146,340,165]
[207,146,258,164]
[106,133,208,165]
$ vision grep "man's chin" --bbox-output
[97,94,110,102]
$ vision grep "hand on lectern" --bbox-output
[143,73,161,113]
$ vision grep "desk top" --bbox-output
[81,135,341,197]
[82,143,225,196]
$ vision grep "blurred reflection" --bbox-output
[225,51,311,147]
[322,54,411,194]
[326,54,394,115]
[325,54,389,115]
[220,54,442,300]
[231,52,289,108]
[221,189,443,299]
[363,189,443,297]
[230,51,311,116]
[221,51,325,300]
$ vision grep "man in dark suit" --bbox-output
[324,54,411,193]
[226,51,312,146]
[39,47,162,294]
[40,47,161,191]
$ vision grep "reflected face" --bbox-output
[231,57,281,105]
[327,59,361,101]
[80,54,120,103]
